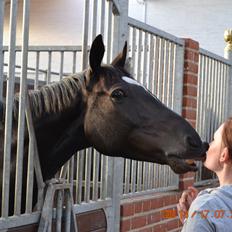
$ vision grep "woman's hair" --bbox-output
[222,117,232,158]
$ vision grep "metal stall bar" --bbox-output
[15,0,30,215]
[82,0,90,69]
[106,0,113,63]
[92,0,98,39]
[92,149,100,201]
[34,51,40,89]
[59,51,64,80]
[75,150,84,204]
[0,0,4,101]
[2,0,18,218]
[84,148,92,203]
[46,52,52,84]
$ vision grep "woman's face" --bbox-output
[204,124,225,171]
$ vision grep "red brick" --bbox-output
[131,215,147,229]
[121,203,134,217]
[147,211,161,224]
[182,108,197,120]
[142,200,151,212]
[140,227,153,232]
[134,201,143,214]
[151,198,163,209]
[183,73,198,85]
[184,39,199,50]
[184,61,198,73]
[166,218,179,230]
[120,219,131,232]
[184,50,195,60]
[183,97,197,108]
[183,85,197,97]
[152,224,161,232]
[194,52,199,62]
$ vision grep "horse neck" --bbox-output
[27,73,90,180]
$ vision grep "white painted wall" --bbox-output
[129,0,231,57]
[4,0,84,45]
[3,0,230,56]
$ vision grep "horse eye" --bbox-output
[111,89,126,101]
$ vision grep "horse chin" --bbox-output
[167,156,199,174]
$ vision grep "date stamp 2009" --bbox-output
[162,209,232,220]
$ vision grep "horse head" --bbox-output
[82,35,208,174]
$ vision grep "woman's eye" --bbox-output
[111,89,126,101]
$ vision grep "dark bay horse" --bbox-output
[0,35,208,215]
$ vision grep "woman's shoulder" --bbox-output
[191,185,232,211]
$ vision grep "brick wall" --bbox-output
[120,39,202,232]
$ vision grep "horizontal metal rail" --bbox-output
[200,48,232,65]
[128,17,184,46]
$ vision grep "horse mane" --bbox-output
[12,73,84,122]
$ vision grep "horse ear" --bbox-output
[89,34,105,72]
[111,41,127,67]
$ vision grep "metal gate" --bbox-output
[0,0,128,231]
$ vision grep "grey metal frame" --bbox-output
[195,48,231,183]
[1,0,231,231]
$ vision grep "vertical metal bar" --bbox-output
[124,159,131,194]
[84,148,92,202]
[91,0,98,39]
[136,30,142,83]
[56,190,63,232]
[25,91,45,211]
[143,162,148,190]
[81,0,90,69]
[131,160,137,193]
[204,56,209,140]
[100,0,105,36]
[46,51,52,84]
[206,58,211,141]
[173,44,184,115]
[106,1,112,63]
[59,51,64,80]
[14,0,30,215]
[137,161,142,192]
[76,151,84,204]
[215,61,220,128]
[162,40,169,104]
[72,51,77,73]
[65,191,71,232]
[26,137,34,214]
[142,32,148,87]
[0,0,5,101]
[69,156,74,194]
[167,42,174,108]
[92,149,100,201]
[34,51,40,89]
[2,0,18,218]
[131,27,136,78]
[218,62,224,123]
[148,34,154,92]
[100,155,107,199]
[222,64,227,121]
[152,36,159,95]
[157,38,164,99]
[196,54,203,135]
